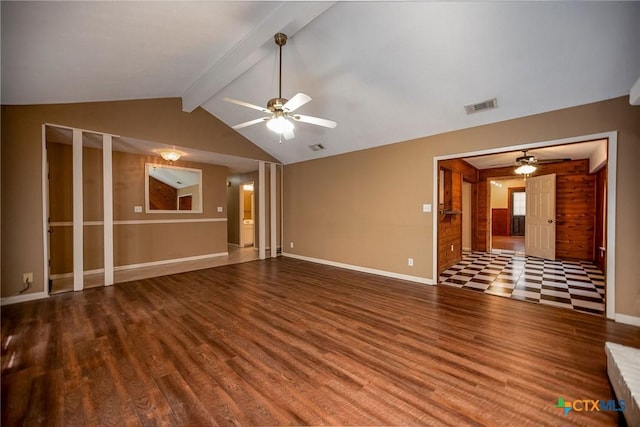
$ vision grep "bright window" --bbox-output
[513,192,526,216]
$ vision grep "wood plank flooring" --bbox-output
[491,235,525,252]
[2,257,639,426]
[50,245,260,294]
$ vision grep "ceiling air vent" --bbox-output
[464,98,498,115]
[309,144,325,152]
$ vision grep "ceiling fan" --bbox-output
[513,150,570,174]
[224,33,337,141]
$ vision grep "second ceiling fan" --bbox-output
[224,33,337,141]
[512,149,570,175]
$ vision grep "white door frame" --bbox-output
[42,126,50,296]
[433,131,617,319]
[239,181,255,248]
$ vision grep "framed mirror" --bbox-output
[145,163,203,213]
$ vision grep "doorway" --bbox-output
[433,133,616,319]
[240,182,255,247]
[488,178,526,253]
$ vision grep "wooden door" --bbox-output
[525,174,556,260]
[178,195,192,210]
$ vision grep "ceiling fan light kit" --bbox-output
[224,32,336,141]
[267,114,294,133]
[515,164,537,175]
[511,149,571,175]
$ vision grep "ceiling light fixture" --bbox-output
[266,113,294,134]
[515,164,537,175]
[160,150,181,162]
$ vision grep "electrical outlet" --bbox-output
[23,272,33,284]
[408,258,414,267]
[290,242,294,248]
[450,244,454,252]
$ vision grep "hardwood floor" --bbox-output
[2,258,638,426]
[50,245,260,294]
[491,235,525,252]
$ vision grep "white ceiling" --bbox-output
[464,139,606,170]
[148,165,199,190]
[3,2,639,166]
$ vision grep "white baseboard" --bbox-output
[282,252,434,285]
[114,252,229,271]
[615,313,640,327]
[1,291,49,306]
[50,252,230,277]
[50,268,104,280]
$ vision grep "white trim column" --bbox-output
[42,125,50,296]
[103,135,114,286]
[258,161,266,260]
[270,163,277,258]
[72,129,84,291]
[606,134,617,320]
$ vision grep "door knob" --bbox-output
[547,219,556,224]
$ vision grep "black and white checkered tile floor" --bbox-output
[439,250,606,315]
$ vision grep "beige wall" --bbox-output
[284,96,640,318]
[490,178,526,208]
[47,144,229,275]
[1,98,276,297]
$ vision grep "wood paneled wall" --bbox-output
[478,159,597,261]
[149,176,177,210]
[438,159,477,272]
[594,166,607,272]
[439,158,478,183]
[491,209,509,236]
[556,173,595,261]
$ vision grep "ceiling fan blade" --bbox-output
[283,128,295,140]
[232,117,269,130]
[292,114,337,128]
[283,93,311,112]
[223,97,270,114]
[536,158,571,164]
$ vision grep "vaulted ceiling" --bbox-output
[3,2,639,165]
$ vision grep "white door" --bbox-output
[525,173,556,260]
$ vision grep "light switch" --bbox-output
[134,206,142,213]
[217,206,223,213]
[422,203,432,213]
